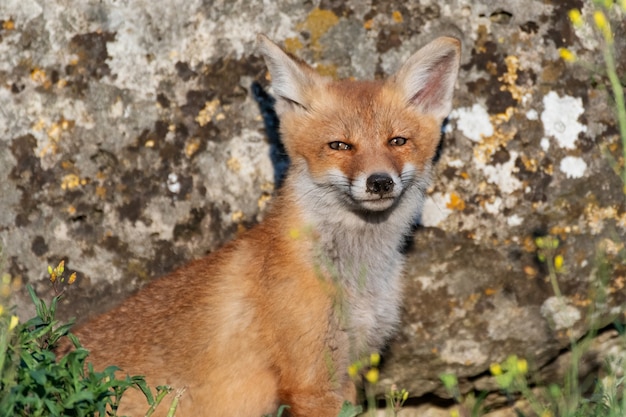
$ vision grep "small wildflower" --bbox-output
[365,368,379,384]
[593,10,613,42]
[559,48,577,62]
[9,315,19,331]
[347,363,359,378]
[47,265,53,275]
[568,9,584,27]
[57,260,65,274]
[517,358,528,375]
[369,352,380,367]
[554,255,564,272]
[490,362,503,376]
[68,272,77,285]
[535,236,544,248]
[450,408,460,417]
[50,271,57,284]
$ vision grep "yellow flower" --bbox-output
[490,362,503,376]
[347,363,359,378]
[365,368,379,384]
[57,260,65,274]
[559,48,577,63]
[517,358,528,375]
[402,390,409,401]
[68,272,77,285]
[568,9,583,27]
[554,255,564,272]
[369,352,380,367]
[593,10,613,43]
[9,315,19,331]
[450,408,460,417]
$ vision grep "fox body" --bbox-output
[62,35,460,416]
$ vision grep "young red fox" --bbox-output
[60,35,461,416]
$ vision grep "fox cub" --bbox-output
[61,35,461,416]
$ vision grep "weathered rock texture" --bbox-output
[1,0,625,407]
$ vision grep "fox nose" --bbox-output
[366,173,394,195]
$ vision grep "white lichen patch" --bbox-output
[507,214,524,226]
[450,103,494,142]
[167,173,181,194]
[478,151,522,194]
[541,91,587,150]
[559,156,587,179]
[421,192,452,227]
[540,297,581,330]
[540,137,550,151]
[525,109,538,120]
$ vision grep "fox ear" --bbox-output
[391,37,461,122]
[257,34,325,113]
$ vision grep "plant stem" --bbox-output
[602,41,626,193]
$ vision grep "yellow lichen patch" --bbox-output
[226,156,241,172]
[315,63,338,78]
[446,192,466,211]
[195,99,220,127]
[363,18,374,30]
[185,137,202,158]
[231,210,244,223]
[523,265,538,277]
[31,68,51,89]
[297,7,340,49]
[258,193,272,210]
[61,160,74,170]
[473,107,518,164]
[61,174,81,190]
[261,181,275,193]
[498,55,527,103]
[3,19,15,30]
[484,287,497,296]
[519,154,538,173]
[283,37,303,55]
[392,10,404,23]
[584,202,619,234]
[571,293,592,307]
[95,186,107,198]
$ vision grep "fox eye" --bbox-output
[329,141,352,151]
[389,137,407,146]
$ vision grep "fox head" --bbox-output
[257,35,461,218]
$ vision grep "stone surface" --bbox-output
[1,0,625,407]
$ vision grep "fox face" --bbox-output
[258,35,460,221]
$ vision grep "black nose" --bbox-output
[366,173,394,195]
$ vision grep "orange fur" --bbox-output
[58,35,461,416]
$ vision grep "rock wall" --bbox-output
[1,0,625,405]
